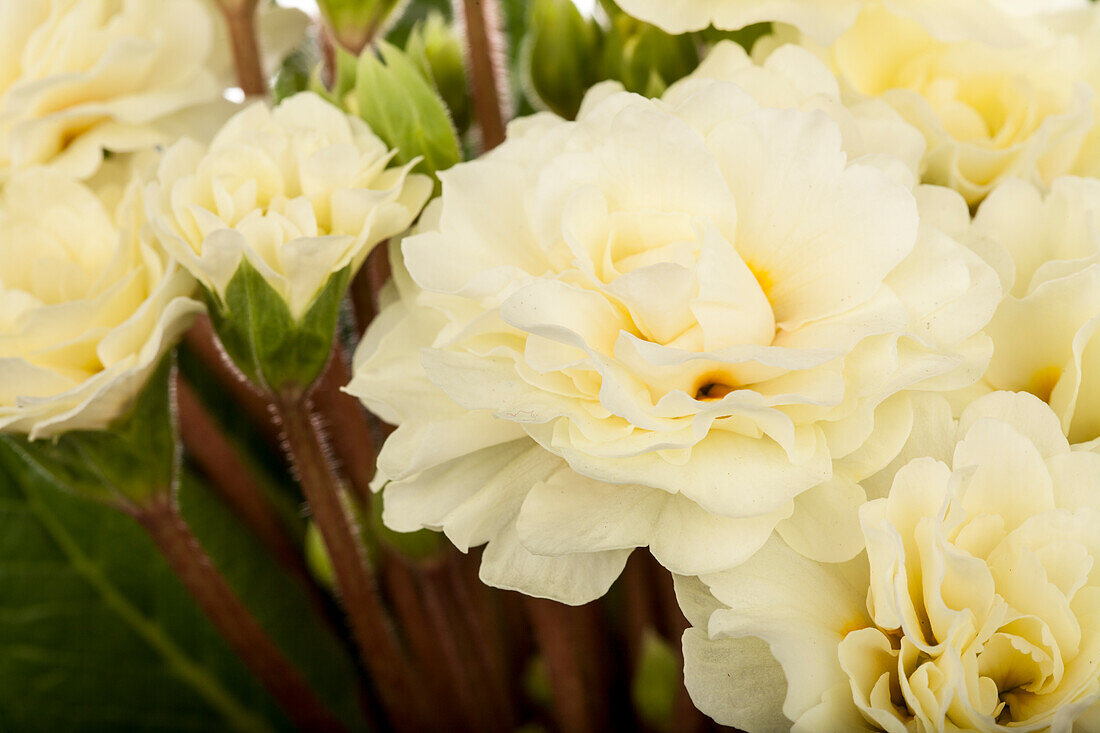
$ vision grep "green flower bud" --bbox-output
[355,41,463,184]
[317,0,405,54]
[602,14,698,96]
[304,520,337,590]
[405,12,471,133]
[632,631,679,731]
[521,0,602,119]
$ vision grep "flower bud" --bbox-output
[601,14,699,96]
[405,12,472,134]
[317,0,404,54]
[305,521,337,589]
[632,632,678,731]
[355,42,463,181]
[146,92,431,392]
[522,0,602,119]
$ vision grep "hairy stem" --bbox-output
[216,0,266,97]
[133,495,347,732]
[442,553,516,730]
[525,598,607,733]
[175,377,302,577]
[458,0,508,150]
[311,347,378,504]
[184,317,280,447]
[274,392,425,731]
[350,245,392,337]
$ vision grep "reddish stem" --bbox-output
[175,377,301,574]
[133,495,347,732]
[275,392,426,731]
[380,554,462,726]
[525,598,608,733]
[311,346,377,504]
[458,0,508,150]
[350,245,393,337]
[442,553,516,730]
[217,0,266,97]
[184,317,280,447]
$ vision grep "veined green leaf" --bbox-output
[0,450,367,731]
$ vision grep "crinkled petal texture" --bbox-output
[145,92,432,320]
[968,176,1100,445]
[0,0,306,179]
[808,6,1096,206]
[614,0,1080,44]
[348,65,999,605]
[0,163,203,438]
[681,391,1100,732]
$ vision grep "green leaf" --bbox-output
[205,261,351,394]
[0,448,278,731]
[631,631,679,731]
[0,449,367,731]
[0,358,177,507]
[178,472,367,731]
[355,41,462,181]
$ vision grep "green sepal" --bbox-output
[0,356,177,508]
[355,40,462,185]
[521,0,603,119]
[631,630,679,731]
[203,260,351,394]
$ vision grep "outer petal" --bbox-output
[701,537,871,722]
[480,523,631,605]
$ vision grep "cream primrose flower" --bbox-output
[1063,3,1100,179]
[613,0,1086,45]
[795,5,1096,206]
[0,162,203,439]
[678,391,1100,732]
[345,59,1000,605]
[144,92,432,322]
[962,176,1100,449]
[0,0,307,179]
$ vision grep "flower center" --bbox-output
[694,381,737,401]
